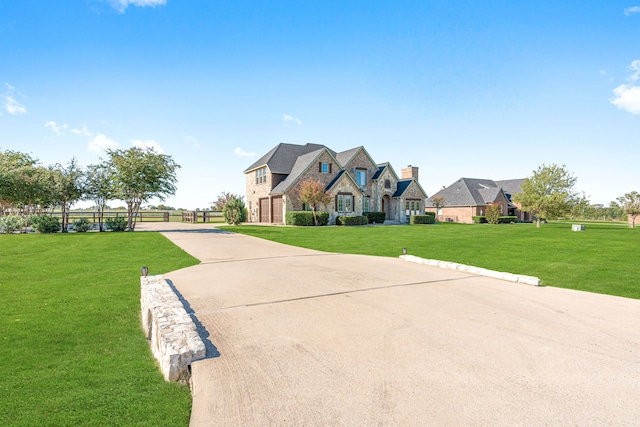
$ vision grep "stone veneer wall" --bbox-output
[140,275,206,381]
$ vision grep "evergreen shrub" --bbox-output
[363,212,385,224]
[336,215,368,226]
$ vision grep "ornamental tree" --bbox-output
[107,147,180,231]
[618,191,640,228]
[513,164,579,228]
[297,179,332,226]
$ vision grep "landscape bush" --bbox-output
[336,215,368,226]
[73,218,92,232]
[363,211,385,224]
[29,214,61,233]
[0,215,24,234]
[485,205,502,224]
[473,215,519,224]
[223,197,247,225]
[410,214,436,224]
[106,216,128,232]
[285,211,329,226]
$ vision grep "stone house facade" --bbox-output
[244,143,428,224]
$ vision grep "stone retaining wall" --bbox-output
[399,255,540,286]
[140,275,206,381]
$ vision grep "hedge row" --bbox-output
[285,211,329,226]
[363,211,385,224]
[336,215,369,226]
[410,214,436,224]
[472,216,518,224]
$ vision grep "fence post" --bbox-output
[164,212,169,222]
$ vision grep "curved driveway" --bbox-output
[139,222,640,426]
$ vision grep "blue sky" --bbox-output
[1,0,639,209]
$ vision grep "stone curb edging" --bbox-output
[399,255,541,286]
[140,275,206,381]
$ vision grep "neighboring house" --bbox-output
[425,178,529,224]
[244,143,427,224]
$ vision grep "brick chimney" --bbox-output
[401,165,419,182]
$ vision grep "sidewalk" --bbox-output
[138,222,640,426]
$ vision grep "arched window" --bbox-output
[384,179,391,189]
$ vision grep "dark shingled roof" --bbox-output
[425,178,512,207]
[335,147,362,167]
[270,148,327,194]
[495,179,525,201]
[325,170,346,191]
[372,165,386,180]
[392,179,412,197]
[243,143,331,174]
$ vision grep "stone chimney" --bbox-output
[401,165,419,182]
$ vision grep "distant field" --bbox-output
[221,222,640,299]
[0,233,200,426]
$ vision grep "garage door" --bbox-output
[259,198,269,223]
[271,196,283,224]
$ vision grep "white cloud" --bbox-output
[624,6,640,15]
[70,126,93,136]
[283,113,303,125]
[611,84,640,114]
[610,60,640,114]
[234,147,256,157]
[107,0,167,13]
[88,134,118,153]
[3,84,27,115]
[132,139,164,153]
[44,121,68,134]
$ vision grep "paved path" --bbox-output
[138,222,640,426]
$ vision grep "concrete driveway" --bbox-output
[139,222,640,426]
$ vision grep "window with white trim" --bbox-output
[255,166,267,184]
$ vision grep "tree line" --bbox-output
[0,147,179,232]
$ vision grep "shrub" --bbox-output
[363,212,385,224]
[223,197,247,225]
[29,214,61,233]
[499,216,518,224]
[73,218,92,232]
[410,214,436,224]
[486,205,501,224]
[285,211,329,226]
[336,215,368,226]
[472,216,487,224]
[0,215,24,234]
[105,216,128,232]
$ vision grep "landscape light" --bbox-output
[140,266,149,277]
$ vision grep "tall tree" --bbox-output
[107,147,180,231]
[619,191,640,228]
[297,179,332,226]
[84,161,116,231]
[49,158,84,232]
[513,164,579,228]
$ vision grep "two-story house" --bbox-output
[244,143,427,224]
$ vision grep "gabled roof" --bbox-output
[335,147,361,167]
[325,169,362,193]
[373,162,399,181]
[393,178,429,199]
[495,179,524,200]
[336,146,378,171]
[270,147,340,195]
[425,178,507,207]
[243,143,331,174]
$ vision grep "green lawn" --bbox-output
[0,232,200,426]
[221,222,640,299]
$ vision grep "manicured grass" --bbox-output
[221,222,640,299]
[0,232,200,426]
